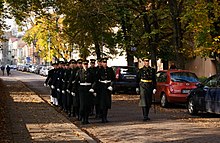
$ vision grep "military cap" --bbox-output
[97,58,102,62]
[83,59,89,64]
[69,59,77,64]
[65,61,69,66]
[90,59,96,63]
[51,63,57,66]
[58,61,65,64]
[101,57,108,63]
[142,57,149,62]
[77,59,83,64]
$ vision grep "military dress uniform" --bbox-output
[44,63,58,105]
[137,59,156,121]
[75,60,96,124]
[94,59,102,118]
[66,59,78,117]
[61,62,71,113]
[88,59,97,116]
[97,58,115,123]
[54,61,65,109]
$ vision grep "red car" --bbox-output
[155,69,199,107]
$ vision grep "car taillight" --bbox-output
[169,85,174,93]
[169,85,181,93]
[115,68,120,80]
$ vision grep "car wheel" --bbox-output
[160,93,168,108]
[187,97,198,115]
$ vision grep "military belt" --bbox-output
[99,80,111,84]
[79,82,92,86]
[141,79,152,83]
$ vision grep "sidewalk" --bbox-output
[1,76,97,143]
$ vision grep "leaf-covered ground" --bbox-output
[0,79,13,143]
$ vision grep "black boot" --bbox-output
[102,108,109,123]
[142,107,150,121]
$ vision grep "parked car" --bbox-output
[155,69,199,107]
[34,65,44,74]
[112,66,139,94]
[187,74,220,115]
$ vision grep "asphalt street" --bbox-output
[1,69,220,143]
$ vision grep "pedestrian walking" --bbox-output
[75,59,96,124]
[137,58,156,121]
[6,65,11,76]
[1,65,5,76]
[96,58,115,123]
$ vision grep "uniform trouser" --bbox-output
[56,90,63,108]
[139,82,153,119]
[66,93,73,113]
[79,85,92,123]
[62,92,67,111]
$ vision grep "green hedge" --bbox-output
[198,76,208,83]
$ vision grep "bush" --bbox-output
[198,76,208,83]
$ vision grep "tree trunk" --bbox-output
[94,40,101,60]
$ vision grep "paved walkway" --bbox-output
[1,76,96,143]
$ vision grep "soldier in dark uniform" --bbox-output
[97,58,115,123]
[75,59,96,124]
[44,63,58,106]
[88,59,97,116]
[94,58,102,118]
[74,59,83,120]
[61,62,71,113]
[137,58,156,121]
[66,59,78,117]
[55,61,65,110]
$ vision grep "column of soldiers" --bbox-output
[44,58,115,124]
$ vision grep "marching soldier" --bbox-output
[137,58,156,121]
[75,59,83,120]
[61,62,71,113]
[97,58,115,123]
[44,63,58,106]
[66,59,78,117]
[88,59,97,116]
[55,61,65,110]
[94,58,102,118]
[75,59,96,124]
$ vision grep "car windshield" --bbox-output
[171,72,199,82]
[203,75,220,87]
[120,67,137,74]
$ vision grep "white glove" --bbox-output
[153,89,156,94]
[136,88,139,93]
[93,93,97,97]
[57,88,60,92]
[66,89,70,93]
[51,85,55,89]
[71,92,75,96]
[43,83,47,87]
[62,90,65,94]
[89,88,94,93]
[107,86,113,91]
